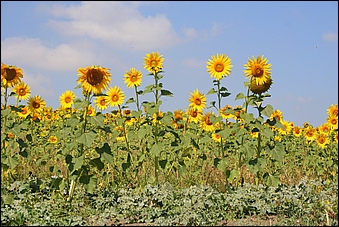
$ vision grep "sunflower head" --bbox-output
[243,55,272,85]
[59,90,76,109]
[1,63,24,88]
[206,53,233,81]
[12,81,31,100]
[144,52,164,74]
[94,95,108,111]
[327,104,338,118]
[188,89,206,112]
[123,68,143,88]
[77,65,111,95]
[107,86,125,107]
[249,76,273,94]
[28,95,46,113]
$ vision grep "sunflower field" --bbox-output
[1,53,338,226]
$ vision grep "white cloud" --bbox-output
[22,72,54,98]
[1,37,96,71]
[43,1,181,51]
[322,32,338,42]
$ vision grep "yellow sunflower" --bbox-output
[87,105,96,116]
[304,126,317,142]
[270,109,283,122]
[206,53,233,81]
[59,90,76,109]
[77,65,111,95]
[212,133,222,143]
[123,67,143,88]
[188,89,206,112]
[249,76,273,94]
[144,52,164,74]
[94,96,108,111]
[318,123,331,135]
[12,81,31,100]
[107,86,125,107]
[200,112,215,132]
[315,133,330,149]
[292,126,303,137]
[327,104,338,118]
[17,106,31,118]
[1,63,23,88]
[49,135,58,144]
[220,105,236,120]
[28,95,46,113]
[243,55,272,85]
[186,108,202,124]
[327,115,338,131]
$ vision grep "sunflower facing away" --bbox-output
[12,81,31,100]
[206,53,233,81]
[28,95,46,113]
[59,90,76,109]
[77,65,111,95]
[123,68,143,88]
[1,63,23,88]
[144,52,164,74]
[249,76,273,94]
[243,55,272,85]
[188,89,206,112]
[107,86,125,107]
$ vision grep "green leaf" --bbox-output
[261,104,274,118]
[80,175,97,194]
[88,113,105,127]
[207,88,217,95]
[125,97,135,104]
[160,89,173,97]
[150,143,161,156]
[235,92,245,100]
[217,158,228,171]
[269,142,285,162]
[89,158,104,171]
[74,156,84,170]
[77,131,96,147]
[159,159,167,169]
[101,152,114,165]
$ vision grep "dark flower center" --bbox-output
[215,63,224,72]
[87,69,104,86]
[5,68,17,81]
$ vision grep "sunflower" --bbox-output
[186,108,202,124]
[77,65,111,95]
[292,126,303,137]
[123,67,143,88]
[188,89,206,112]
[327,104,338,118]
[318,123,331,135]
[59,90,76,109]
[243,55,272,85]
[12,81,31,100]
[144,52,164,74]
[304,126,317,142]
[327,115,338,131]
[315,133,330,149]
[270,109,283,122]
[28,95,46,113]
[49,135,58,144]
[200,112,215,132]
[107,86,125,107]
[17,106,31,118]
[87,105,96,116]
[206,53,233,81]
[249,76,273,94]
[212,133,222,143]
[220,105,236,120]
[1,63,23,88]
[94,96,108,111]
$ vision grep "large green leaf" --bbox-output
[77,131,96,147]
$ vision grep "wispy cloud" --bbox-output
[23,72,54,98]
[322,32,338,42]
[1,37,95,71]
[41,1,182,51]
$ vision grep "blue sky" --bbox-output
[1,1,338,127]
